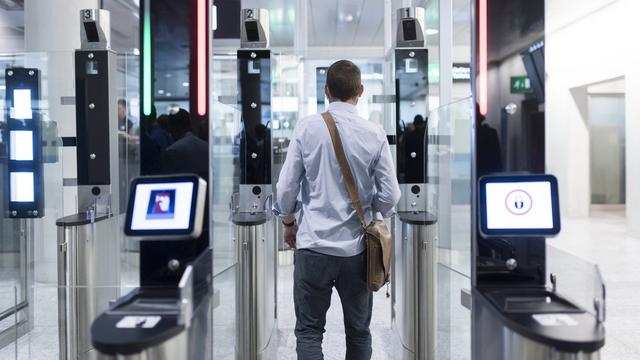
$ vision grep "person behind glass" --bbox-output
[161,108,209,182]
[273,60,401,359]
[117,99,135,134]
[476,103,503,177]
[140,106,174,175]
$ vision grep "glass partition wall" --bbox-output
[0,50,141,358]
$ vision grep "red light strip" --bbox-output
[197,0,207,116]
[478,0,488,116]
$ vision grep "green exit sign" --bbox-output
[511,76,532,93]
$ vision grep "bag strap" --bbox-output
[321,111,366,227]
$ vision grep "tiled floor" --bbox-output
[0,209,638,359]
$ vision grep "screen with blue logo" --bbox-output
[479,175,560,237]
[485,181,553,230]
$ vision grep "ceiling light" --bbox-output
[345,14,354,22]
[182,82,189,87]
[133,48,140,55]
[426,29,439,36]
[158,89,165,95]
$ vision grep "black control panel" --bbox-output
[238,49,271,185]
[75,50,112,186]
[395,48,429,184]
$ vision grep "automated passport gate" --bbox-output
[380,7,437,360]
[473,174,605,359]
[55,10,121,359]
[231,9,277,360]
[91,175,212,359]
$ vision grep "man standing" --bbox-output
[273,60,401,359]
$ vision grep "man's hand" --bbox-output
[283,223,298,250]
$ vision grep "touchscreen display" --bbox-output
[130,181,194,231]
[485,181,554,230]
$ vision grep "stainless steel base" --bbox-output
[57,216,120,360]
[392,221,436,360]
[95,295,212,360]
[503,329,600,360]
[96,332,186,360]
[473,294,601,360]
[236,222,277,360]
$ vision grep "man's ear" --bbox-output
[324,85,332,101]
[357,84,364,98]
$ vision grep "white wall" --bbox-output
[546,0,640,236]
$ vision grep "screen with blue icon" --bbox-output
[485,181,553,230]
[479,175,560,236]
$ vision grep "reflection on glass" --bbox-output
[430,97,473,359]
[396,49,429,184]
[237,52,271,185]
[9,130,33,161]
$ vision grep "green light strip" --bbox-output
[142,0,152,116]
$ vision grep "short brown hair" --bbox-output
[326,60,361,101]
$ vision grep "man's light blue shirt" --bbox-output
[273,101,401,257]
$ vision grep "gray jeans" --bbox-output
[294,249,373,360]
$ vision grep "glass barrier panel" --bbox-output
[547,244,607,320]
[427,97,473,360]
[210,50,240,358]
[115,52,142,282]
[0,286,18,359]
[430,97,473,277]
[0,51,68,358]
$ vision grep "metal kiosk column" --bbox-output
[90,175,212,359]
[390,7,438,360]
[232,8,277,360]
[55,9,120,360]
[472,175,605,359]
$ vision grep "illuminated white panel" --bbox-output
[10,172,35,202]
[10,89,33,120]
[9,130,34,161]
[212,5,218,30]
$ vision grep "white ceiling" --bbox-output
[308,0,385,47]
[0,0,472,52]
[244,0,470,48]
[241,0,296,47]
[103,0,140,51]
